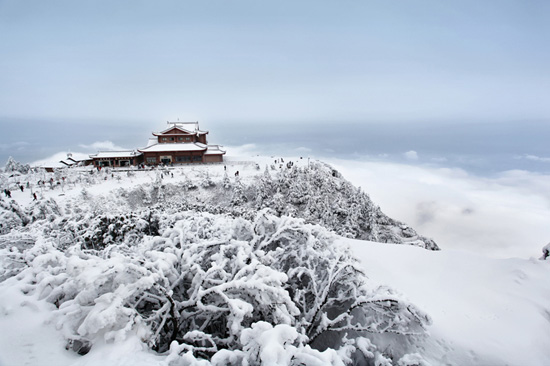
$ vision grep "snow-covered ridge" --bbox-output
[1,156,438,250]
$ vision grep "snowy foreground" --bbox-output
[345,239,550,366]
[1,156,549,366]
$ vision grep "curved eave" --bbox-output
[204,145,226,155]
[152,132,196,137]
[138,143,207,153]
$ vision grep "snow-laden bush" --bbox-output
[26,198,61,223]
[38,209,162,251]
[5,210,430,365]
[0,232,34,281]
[0,198,29,233]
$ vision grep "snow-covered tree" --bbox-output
[251,212,430,357]
[230,177,247,206]
[253,166,273,209]
[4,156,30,174]
[222,171,231,190]
[200,171,216,189]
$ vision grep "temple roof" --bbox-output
[89,151,142,159]
[154,123,208,136]
[138,142,207,153]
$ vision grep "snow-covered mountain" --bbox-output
[1,158,439,251]
[1,156,549,366]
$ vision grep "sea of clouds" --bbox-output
[229,143,550,259]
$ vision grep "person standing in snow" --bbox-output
[33,192,37,201]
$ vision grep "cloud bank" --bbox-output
[404,150,419,161]
[225,143,550,258]
[28,140,128,166]
[521,154,550,163]
[30,151,91,167]
[327,159,550,259]
[78,140,127,151]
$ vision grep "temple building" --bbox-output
[89,121,225,167]
[138,122,225,165]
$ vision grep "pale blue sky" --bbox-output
[1,0,549,124]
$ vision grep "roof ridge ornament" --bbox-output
[167,120,199,131]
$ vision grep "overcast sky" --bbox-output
[1,0,549,124]
[1,1,549,256]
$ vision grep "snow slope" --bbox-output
[2,237,549,366]
[344,238,550,366]
[0,282,164,366]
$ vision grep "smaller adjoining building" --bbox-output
[41,153,93,172]
[89,121,225,167]
[89,151,143,168]
[60,155,78,167]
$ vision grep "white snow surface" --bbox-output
[1,153,550,365]
[342,238,550,366]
